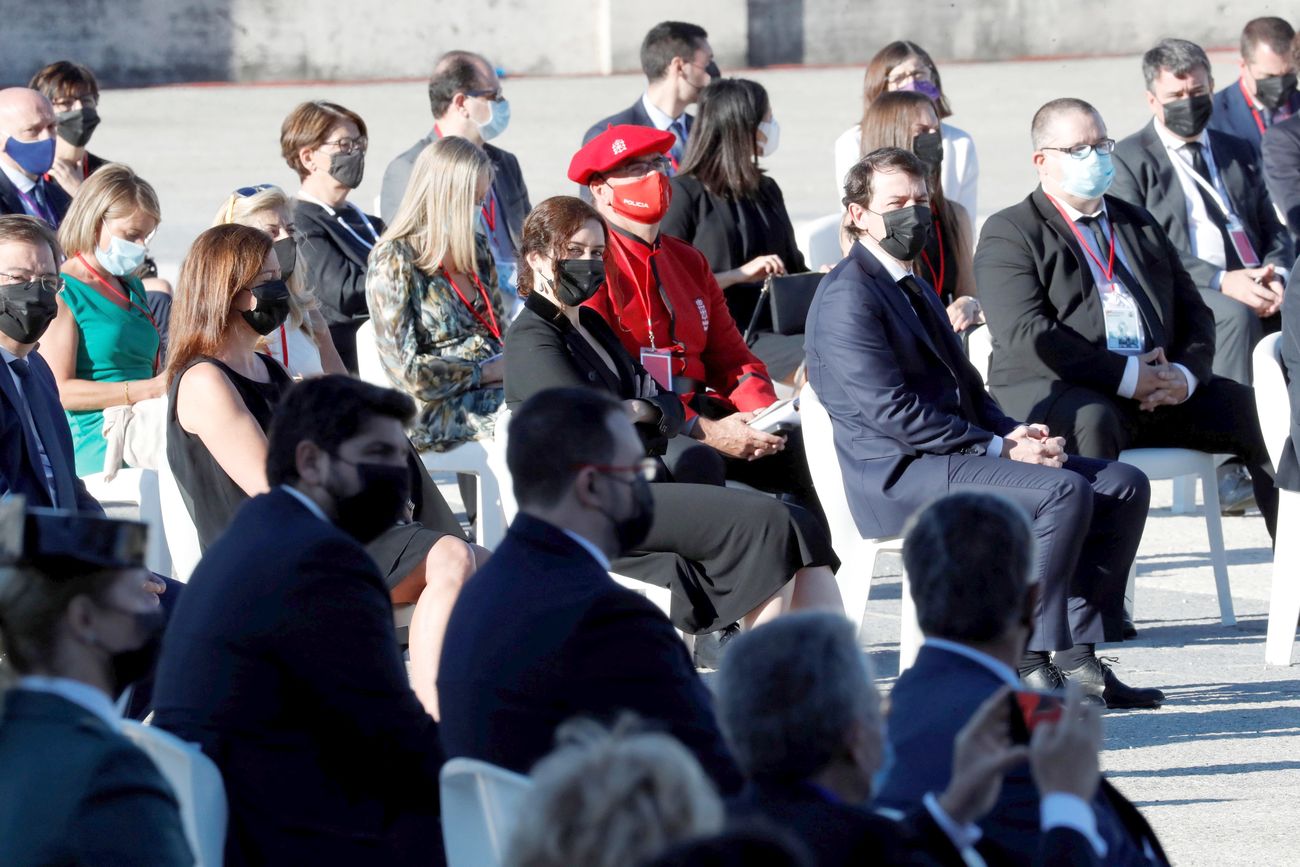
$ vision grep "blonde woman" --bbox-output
[212,183,347,378]
[366,135,504,452]
[45,163,165,476]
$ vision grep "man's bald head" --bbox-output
[0,88,56,177]
[1030,97,1103,150]
[427,50,495,120]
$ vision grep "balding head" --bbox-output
[1030,97,1103,150]
[0,88,56,178]
[427,50,495,120]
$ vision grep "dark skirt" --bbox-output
[611,482,837,634]
[369,446,468,590]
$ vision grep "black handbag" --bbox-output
[744,272,824,342]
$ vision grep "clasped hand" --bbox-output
[1002,423,1067,467]
[1131,347,1187,411]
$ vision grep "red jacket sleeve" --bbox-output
[687,245,777,412]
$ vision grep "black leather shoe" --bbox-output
[1060,656,1164,709]
[1122,618,1138,640]
[1219,464,1256,516]
[1021,663,1104,706]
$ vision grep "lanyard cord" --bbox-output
[445,269,502,341]
[1044,195,1116,281]
[73,253,163,373]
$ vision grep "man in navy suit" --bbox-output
[1209,17,1300,157]
[804,147,1158,707]
[437,387,743,793]
[877,493,1170,866]
[0,89,72,227]
[153,376,445,867]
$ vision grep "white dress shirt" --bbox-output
[561,528,611,571]
[0,346,58,504]
[18,675,119,728]
[0,159,37,195]
[640,92,687,134]
[280,483,330,523]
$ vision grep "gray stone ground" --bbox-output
[93,49,1299,864]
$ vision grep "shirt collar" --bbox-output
[609,223,659,261]
[640,93,684,131]
[922,637,1022,688]
[0,159,37,194]
[1153,118,1207,151]
[856,237,913,282]
[560,529,611,570]
[1051,194,1109,222]
[17,675,119,727]
[280,484,331,524]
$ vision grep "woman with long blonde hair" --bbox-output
[211,183,346,378]
[366,135,505,453]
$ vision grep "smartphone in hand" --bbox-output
[1008,689,1065,744]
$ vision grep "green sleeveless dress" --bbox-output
[59,274,160,477]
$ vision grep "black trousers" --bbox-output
[943,454,1150,652]
[1035,376,1278,539]
[1198,287,1279,386]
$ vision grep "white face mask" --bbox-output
[758,118,781,158]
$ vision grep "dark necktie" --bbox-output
[667,118,687,172]
[1077,215,1158,350]
[898,274,982,423]
[1182,142,1241,269]
[9,358,76,509]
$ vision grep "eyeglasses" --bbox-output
[52,93,99,112]
[606,156,672,179]
[1041,139,1117,159]
[234,183,277,197]
[0,272,63,293]
[577,458,660,483]
[320,136,368,155]
[887,66,933,87]
[467,87,505,103]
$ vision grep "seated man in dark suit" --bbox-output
[718,610,1104,867]
[1209,17,1300,158]
[806,146,1157,707]
[976,96,1278,539]
[380,51,530,311]
[0,88,71,227]
[1110,39,1291,400]
[877,493,1170,866]
[437,387,743,793]
[153,376,445,867]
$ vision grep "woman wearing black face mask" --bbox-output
[505,196,844,636]
[0,506,192,865]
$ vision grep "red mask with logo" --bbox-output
[606,170,672,224]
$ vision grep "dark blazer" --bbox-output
[730,781,1097,867]
[662,174,807,274]
[974,189,1218,422]
[876,644,1169,867]
[0,172,72,226]
[153,489,444,867]
[0,349,100,513]
[1278,286,1300,490]
[437,512,743,794]
[1110,121,1293,289]
[504,291,683,449]
[0,689,193,865]
[380,131,531,247]
[803,241,1019,539]
[1262,113,1300,242]
[582,98,692,145]
[1209,79,1300,156]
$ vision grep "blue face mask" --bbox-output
[4,136,55,177]
[1057,150,1115,199]
[477,98,511,141]
[95,236,148,276]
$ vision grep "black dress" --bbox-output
[662,174,808,379]
[166,354,464,587]
[504,292,837,633]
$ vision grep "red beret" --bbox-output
[568,124,676,185]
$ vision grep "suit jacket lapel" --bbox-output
[1141,122,1193,249]
[851,242,941,358]
[1107,209,1168,342]
[0,364,54,507]
[0,174,26,218]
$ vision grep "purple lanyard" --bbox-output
[15,185,54,225]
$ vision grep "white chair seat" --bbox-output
[794,212,846,271]
[440,757,532,867]
[1252,332,1298,664]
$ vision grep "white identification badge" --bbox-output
[1101,283,1143,353]
[1226,218,1262,267]
[640,348,674,391]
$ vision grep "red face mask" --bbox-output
[606,171,672,224]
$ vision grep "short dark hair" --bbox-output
[1243,16,1295,61]
[642,21,709,81]
[427,50,491,119]
[841,147,928,234]
[265,375,416,486]
[28,60,100,104]
[1030,97,1102,150]
[1142,38,1212,90]
[902,493,1034,643]
[507,388,625,507]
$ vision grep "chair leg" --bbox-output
[898,570,922,674]
[838,541,876,636]
[1198,461,1236,626]
[474,470,506,550]
[1265,493,1300,665]
[1171,475,1197,515]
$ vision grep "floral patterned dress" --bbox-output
[365,234,505,451]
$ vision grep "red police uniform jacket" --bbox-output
[585,227,777,422]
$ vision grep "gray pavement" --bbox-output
[93,52,1300,864]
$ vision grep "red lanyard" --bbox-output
[1045,195,1116,281]
[481,195,497,232]
[919,215,946,296]
[446,270,502,341]
[606,233,680,353]
[74,254,164,373]
[1240,78,1268,135]
[278,324,290,367]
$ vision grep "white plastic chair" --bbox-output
[81,467,171,575]
[355,319,506,548]
[439,757,532,867]
[794,212,847,271]
[965,325,1235,625]
[800,383,922,672]
[1253,333,1299,664]
[120,721,227,867]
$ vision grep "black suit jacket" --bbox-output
[437,512,743,793]
[0,172,71,226]
[974,188,1217,421]
[0,690,192,866]
[1111,121,1293,289]
[380,131,531,247]
[661,174,808,276]
[1279,287,1300,490]
[0,349,100,513]
[153,489,444,867]
[1209,79,1300,156]
[877,645,1168,867]
[1262,113,1300,243]
[803,241,1019,539]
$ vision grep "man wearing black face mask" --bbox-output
[153,376,446,867]
[807,148,1158,707]
[438,387,743,795]
[1210,18,1300,156]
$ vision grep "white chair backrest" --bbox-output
[490,407,517,522]
[355,319,390,388]
[440,757,533,867]
[120,721,227,867]
[1253,332,1289,469]
[966,324,993,387]
[800,383,867,554]
[795,212,847,271]
[157,398,202,582]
